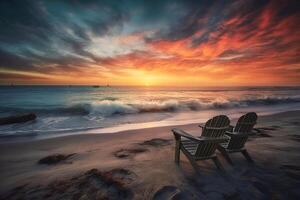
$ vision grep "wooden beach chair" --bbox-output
[217,112,257,165]
[172,115,230,172]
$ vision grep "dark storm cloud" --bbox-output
[188,0,271,46]
[145,0,216,42]
[0,0,52,45]
[0,0,131,72]
[149,0,299,49]
[0,72,48,80]
[0,0,188,73]
[0,48,35,70]
[0,0,299,83]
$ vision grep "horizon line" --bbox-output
[0,84,300,88]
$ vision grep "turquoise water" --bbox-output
[1,86,300,137]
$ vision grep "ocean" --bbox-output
[1,86,300,138]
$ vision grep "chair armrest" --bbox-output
[200,136,229,143]
[225,131,235,136]
[172,129,228,143]
[251,128,260,133]
[172,128,202,142]
[225,131,249,137]
[228,125,234,132]
[198,124,205,129]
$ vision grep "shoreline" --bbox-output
[1,108,300,144]
[1,110,300,199]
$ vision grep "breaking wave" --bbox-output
[3,96,299,118]
[87,96,300,116]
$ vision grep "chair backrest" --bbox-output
[195,115,230,158]
[201,115,230,137]
[234,112,257,133]
[227,112,257,150]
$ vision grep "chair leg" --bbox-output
[241,149,254,163]
[218,146,234,166]
[181,149,200,172]
[186,154,200,172]
[175,141,180,165]
[212,157,225,171]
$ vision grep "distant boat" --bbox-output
[92,85,100,88]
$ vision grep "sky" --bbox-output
[0,0,300,86]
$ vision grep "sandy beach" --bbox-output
[0,110,300,200]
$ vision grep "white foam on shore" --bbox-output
[1,104,297,143]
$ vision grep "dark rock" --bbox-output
[3,168,135,200]
[38,153,76,165]
[114,148,148,159]
[139,138,171,147]
[50,168,134,200]
[105,168,137,184]
[0,113,36,125]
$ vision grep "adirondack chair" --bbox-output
[217,112,257,165]
[172,115,230,172]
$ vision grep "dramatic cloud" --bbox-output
[0,0,299,86]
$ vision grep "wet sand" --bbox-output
[0,110,300,199]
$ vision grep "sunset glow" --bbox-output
[0,0,299,86]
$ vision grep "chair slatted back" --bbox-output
[234,112,257,133]
[202,115,230,137]
[194,140,219,158]
[226,134,249,150]
[195,115,230,158]
[227,112,257,150]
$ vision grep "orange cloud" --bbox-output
[1,0,299,86]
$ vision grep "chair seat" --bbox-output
[181,139,217,160]
[181,139,198,155]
